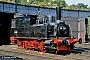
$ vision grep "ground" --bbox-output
[0,42,90,60]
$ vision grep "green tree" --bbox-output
[77,3,88,10]
[15,0,21,4]
[88,6,90,11]
[69,4,77,9]
[1,0,89,10]
[21,0,27,5]
[60,0,68,8]
[0,0,11,2]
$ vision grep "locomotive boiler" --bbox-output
[28,18,70,38]
[10,7,82,54]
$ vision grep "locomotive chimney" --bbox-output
[56,6,61,20]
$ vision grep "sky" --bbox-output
[64,0,90,7]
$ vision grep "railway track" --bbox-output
[0,45,63,60]
[0,49,61,60]
[0,43,90,60]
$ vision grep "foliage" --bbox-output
[0,0,90,10]
[69,3,88,10]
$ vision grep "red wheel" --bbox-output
[32,48,35,51]
[40,47,46,53]
[56,51,58,54]
[24,46,28,50]
[42,49,47,53]
[40,47,43,52]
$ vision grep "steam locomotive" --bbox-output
[16,16,70,38]
[10,7,82,54]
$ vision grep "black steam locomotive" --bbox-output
[11,14,70,38]
[10,7,71,38]
[10,7,82,54]
[10,13,81,53]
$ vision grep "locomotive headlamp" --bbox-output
[60,27,62,29]
[60,26,66,30]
